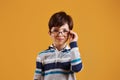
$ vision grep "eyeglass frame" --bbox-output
[50,29,70,36]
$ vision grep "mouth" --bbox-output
[56,37,65,41]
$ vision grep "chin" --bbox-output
[57,41,66,45]
[54,39,68,45]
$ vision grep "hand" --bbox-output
[69,30,78,42]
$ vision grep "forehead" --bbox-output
[51,23,69,30]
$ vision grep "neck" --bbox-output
[53,43,66,51]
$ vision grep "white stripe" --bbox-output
[71,60,82,66]
[36,68,42,72]
[43,58,71,64]
[44,69,70,73]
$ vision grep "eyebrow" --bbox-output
[52,29,69,32]
[53,27,69,30]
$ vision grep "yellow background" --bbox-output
[0,0,120,80]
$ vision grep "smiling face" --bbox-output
[49,23,70,46]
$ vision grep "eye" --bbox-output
[53,29,59,32]
[63,29,69,32]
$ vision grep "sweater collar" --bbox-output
[48,44,70,52]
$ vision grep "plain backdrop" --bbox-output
[0,0,120,80]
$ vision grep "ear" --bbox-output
[48,31,54,38]
[48,31,51,36]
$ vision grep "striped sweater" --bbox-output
[34,42,82,80]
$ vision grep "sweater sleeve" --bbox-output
[69,41,83,72]
[34,53,44,80]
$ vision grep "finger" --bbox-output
[70,30,77,37]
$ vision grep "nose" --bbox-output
[58,31,63,34]
[57,31,63,36]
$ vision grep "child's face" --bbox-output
[49,23,70,46]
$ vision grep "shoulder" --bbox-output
[38,48,55,56]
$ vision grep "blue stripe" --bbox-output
[72,63,82,72]
[70,41,78,48]
[35,70,42,74]
[71,58,81,63]
[40,49,55,54]
[61,49,70,53]
[36,62,43,69]
[43,71,73,76]
[43,62,70,71]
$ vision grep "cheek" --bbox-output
[50,34,55,39]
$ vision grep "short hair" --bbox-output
[48,11,73,30]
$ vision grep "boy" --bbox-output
[34,11,82,80]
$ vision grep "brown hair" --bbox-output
[48,11,73,31]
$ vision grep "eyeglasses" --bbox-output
[50,29,70,36]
